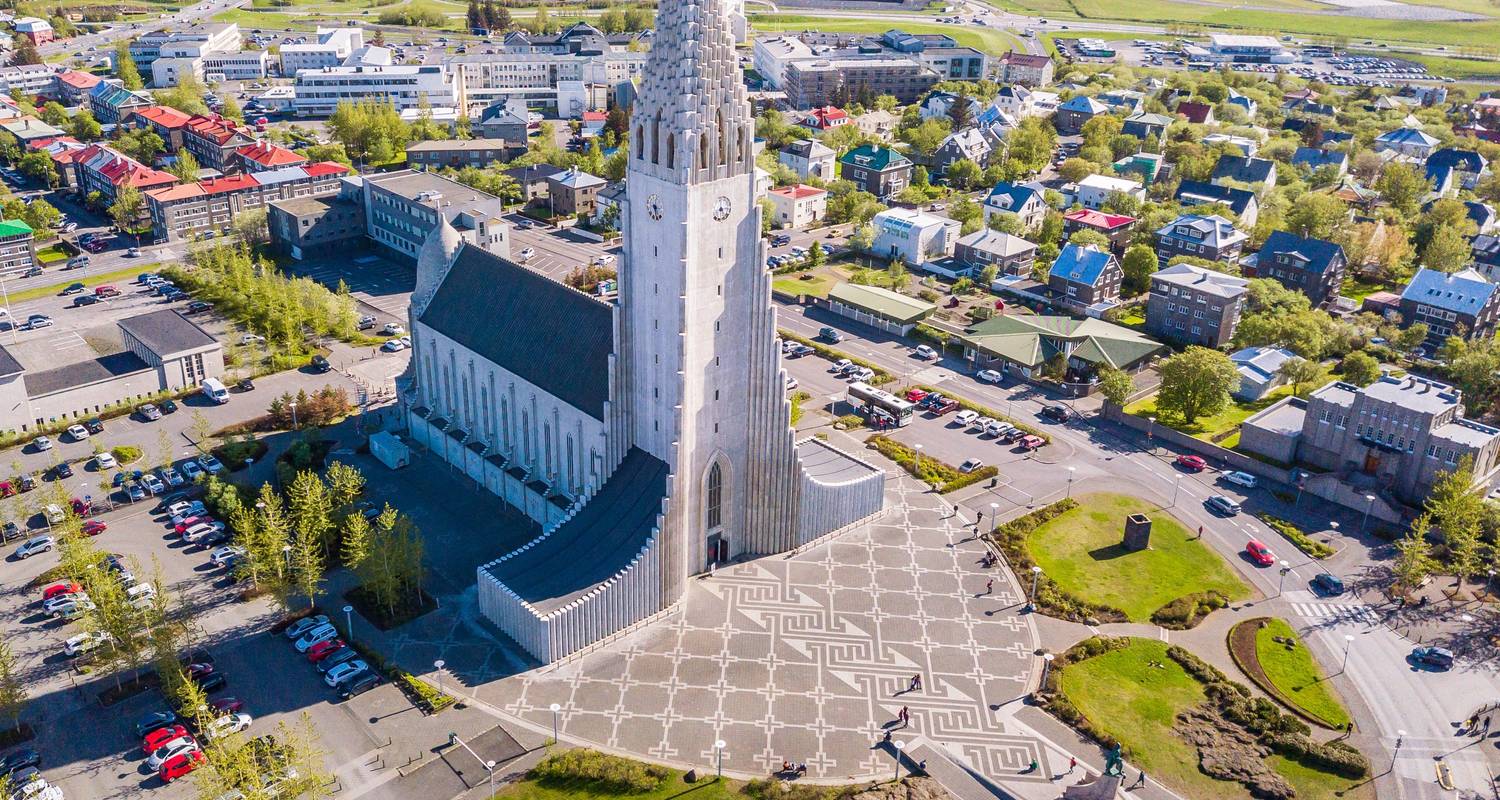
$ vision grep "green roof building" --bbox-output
[960,313,1163,385]
[0,219,35,275]
[826,282,935,335]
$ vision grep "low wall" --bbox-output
[1101,402,1296,486]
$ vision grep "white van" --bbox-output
[201,377,229,404]
[44,503,65,524]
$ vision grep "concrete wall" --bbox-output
[25,368,158,428]
[0,372,30,435]
[793,437,886,545]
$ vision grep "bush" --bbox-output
[268,387,352,429]
[531,749,671,794]
[1256,514,1335,559]
[986,500,1129,624]
[393,670,455,714]
[790,390,812,426]
[940,465,999,494]
[835,413,865,429]
[867,434,959,487]
[111,445,143,464]
[1150,590,1229,629]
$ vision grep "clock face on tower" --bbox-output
[713,196,732,221]
[646,194,663,221]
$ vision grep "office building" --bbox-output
[292,64,459,118]
[362,169,510,264]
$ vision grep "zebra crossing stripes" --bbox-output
[1290,600,1380,626]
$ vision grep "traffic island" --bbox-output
[1228,617,1353,730]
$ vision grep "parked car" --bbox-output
[158,749,206,782]
[338,671,382,700]
[14,536,54,559]
[66,424,89,441]
[94,452,117,470]
[818,327,842,343]
[1175,454,1207,472]
[958,458,985,474]
[914,345,938,360]
[975,369,1002,384]
[954,410,979,426]
[198,454,224,474]
[293,624,339,653]
[1221,470,1257,488]
[306,639,345,662]
[180,461,204,481]
[143,724,190,754]
[381,338,407,353]
[194,672,228,693]
[1039,405,1070,422]
[210,546,246,567]
[31,436,50,452]
[1310,573,1345,596]
[141,474,165,494]
[285,615,331,640]
[322,660,370,687]
[1205,495,1241,516]
[134,711,178,739]
[1244,539,1276,566]
[310,355,331,373]
[63,630,111,657]
[1410,646,1454,670]
[160,399,179,414]
[381,323,405,336]
[205,713,252,739]
[41,581,80,601]
[357,315,376,330]
[61,282,85,295]
[159,466,184,487]
[0,749,41,777]
[52,462,72,479]
[1017,435,1045,451]
[138,403,162,421]
[82,520,107,536]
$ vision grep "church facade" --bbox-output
[406,0,884,663]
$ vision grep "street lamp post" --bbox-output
[290,402,298,429]
[486,760,497,796]
[1039,652,1055,691]
[1342,634,1354,672]
[1147,416,1155,452]
[714,739,726,779]
[550,702,560,745]
[892,740,904,783]
[1392,730,1406,773]
[914,444,923,478]
[434,659,446,697]
[1278,560,1290,596]
[988,502,997,533]
[1172,476,1181,506]
[1066,466,1075,499]
[1362,494,1375,532]
[1027,565,1042,611]
[343,604,353,638]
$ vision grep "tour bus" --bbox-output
[201,377,230,405]
[847,381,916,428]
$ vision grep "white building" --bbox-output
[767,184,827,229]
[1075,174,1146,210]
[0,64,57,96]
[408,0,883,665]
[1206,34,1294,64]
[133,22,265,85]
[777,139,835,181]
[447,51,645,115]
[870,207,961,265]
[751,34,813,90]
[292,64,459,118]
[279,27,364,74]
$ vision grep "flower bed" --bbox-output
[1256,514,1335,559]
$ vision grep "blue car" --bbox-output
[1310,573,1345,596]
[112,472,125,487]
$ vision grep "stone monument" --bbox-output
[1123,514,1152,551]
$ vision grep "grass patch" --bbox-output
[6,264,154,305]
[36,244,70,265]
[1271,755,1375,800]
[503,752,738,800]
[1257,514,1335,559]
[772,274,834,298]
[789,390,812,426]
[1339,275,1396,304]
[110,445,143,465]
[1125,367,1330,443]
[1026,493,1249,622]
[1232,617,1352,729]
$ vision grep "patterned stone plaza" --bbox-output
[430,476,1058,782]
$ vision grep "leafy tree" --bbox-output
[0,639,28,733]
[1427,455,1484,585]
[945,158,982,191]
[898,119,951,159]
[116,128,166,164]
[168,151,200,183]
[1277,356,1323,396]
[1121,244,1156,296]
[1283,193,1347,240]
[17,151,56,187]
[1097,367,1134,407]
[109,184,148,234]
[21,199,60,232]
[1393,516,1438,594]
[154,74,213,117]
[808,241,825,267]
[1057,157,1096,183]
[301,143,352,168]
[9,40,41,66]
[1421,223,1473,273]
[1068,229,1110,248]
[1392,323,1429,355]
[39,101,68,127]
[1374,162,1427,218]
[327,101,412,164]
[1339,351,1381,387]
[220,93,243,123]
[1246,278,1311,315]
[1156,346,1240,424]
[286,471,329,607]
[114,40,144,89]
[69,110,103,141]
[324,461,365,509]
[231,208,269,246]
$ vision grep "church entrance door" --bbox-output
[706,532,727,568]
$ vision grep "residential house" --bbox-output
[920,91,982,122]
[839,144,912,201]
[981,181,1047,230]
[1398,267,1500,344]
[1049,243,1123,312]
[88,80,153,124]
[1375,127,1440,160]
[1063,209,1135,254]
[931,128,993,174]
[1291,146,1348,177]
[1155,213,1247,268]
[146,162,349,242]
[1473,234,1500,280]
[503,164,564,202]
[1096,90,1144,115]
[544,167,605,216]
[960,314,1163,383]
[869,207,959,265]
[1145,262,1249,348]
[1425,148,1488,195]
[1227,89,1258,118]
[404,139,524,170]
[1466,201,1498,235]
[1174,100,1214,125]
[1204,133,1261,158]
[1245,230,1347,307]
[477,104,528,141]
[13,17,52,45]
[1055,95,1107,135]
[778,139,836,181]
[34,136,85,188]
[1174,179,1260,228]
[1122,112,1172,142]
[1075,174,1145,210]
[854,109,898,139]
[801,105,850,132]
[1112,152,1165,185]
[129,105,193,151]
[997,51,1054,87]
[0,219,34,275]
[54,70,101,106]
[1229,346,1297,400]
[233,141,308,173]
[766,184,827,229]
[71,144,178,227]
[952,228,1036,277]
[0,117,63,148]
[1211,154,1278,193]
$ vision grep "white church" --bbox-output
[404,0,885,664]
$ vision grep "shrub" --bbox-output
[110,445,143,464]
[940,465,999,493]
[790,390,812,426]
[835,413,865,429]
[1256,514,1334,559]
[393,670,455,714]
[867,434,959,487]
[1150,590,1228,629]
[531,749,671,794]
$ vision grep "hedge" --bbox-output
[867,434,958,486]
[778,329,895,386]
[986,499,1129,624]
[393,670,455,714]
[1256,514,1335,559]
[1150,590,1229,630]
[531,749,671,793]
[111,445,143,465]
[912,383,1050,444]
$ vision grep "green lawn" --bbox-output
[1270,755,1374,800]
[772,274,834,298]
[1254,618,1353,729]
[35,244,69,265]
[8,264,154,305]
[1125,365,1332,443]
[750,15,1026,54]
[1339,275,1396,304]
[1027,493,1249,621]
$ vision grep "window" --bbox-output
[705,462,723,530]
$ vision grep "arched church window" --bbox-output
[706,462,723,530]
[651,111,662,164]
[666,133,675,169]
[716,109,727,165]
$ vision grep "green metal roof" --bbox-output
[839,144,910,172]
[961,314,1163,369]
[0,219,33,238]
[827,282,935,324]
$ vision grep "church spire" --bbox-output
[628,0,754,186]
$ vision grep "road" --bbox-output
[38,0,250,57]
[776,300,1500,800]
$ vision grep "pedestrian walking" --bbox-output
[1196,524,1203,539]
[912,674,922,691]
[1068,757,1077,774]
[976,511,984,528]
[986,578,994,595]
[1485,716,1491,734]
[899,706,909,726]
[1135,771,1147,789]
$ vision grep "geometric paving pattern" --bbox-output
[476,477,1054,781]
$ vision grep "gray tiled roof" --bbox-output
[484,446,667,614]
[0,343,21,378]
[117,310,217,357]
[25,352,151,397]
[418,244,613,419]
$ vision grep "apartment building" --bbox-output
[291,64,460,117]
[182,115,256,171]
[1398,267,1500,344]
[144,162,349,242]
[782,56,938,109]
[406,139,525,170]
[130,23,243,70]
[448,51,645,113]
[1145,262,1248,348]
[0,219,35,276]
[279,27,364,74]
[129,105,193,151]
[1155,213,1248,268]
[362,170,510,264]
[997,51,1054,87]
[71,145,179,227]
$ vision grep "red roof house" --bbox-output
[234,141,307,172]
[803,106,850,131]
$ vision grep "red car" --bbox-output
[185,663,215,681]
[905,389,928,403]
[69,497,92,517]
[173,515,211,535]
[1245,539,1276,567]
[1018,435,1045,451]
[42,581,81,601]
[142,724,189,755]
[1175,454,1207,472]
[209,697,244,715]
[82,520,107,536]
[307,639,345,663]
[159,748,205,782]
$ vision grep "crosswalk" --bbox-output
[1288,600,1381,626]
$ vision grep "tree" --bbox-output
[1121,244,1156,296]
[1393,516,1438,594]
[1422,223,1473,273]
[155,74,213,117]
[17,151,57,187]
[324,461,365,510]
[1283,193,1347,240]
[945,158,982,191]
[39,101,68,127]
[1277,356,1323,396]
[21,199,60,233]
[0,640,28,733]
[69,110,103,141]
[1392,323,1429,355]
[1427,455,1484,586]
[116,128,166,164]
[167,151,200,183]
[114,40,143,89]
[286,471,329,607]
[341,512,371,570]
[1155,346,1240,425]
[947,90,972,129]
[1097,367,1134,407]
[231,208,269,246]
[1339,351,1381,387]
[109,184,147,235]
[898,119,951,159]
[1057,157,1096,183]
[249,483,291,592]
[1068,229,1111,248]
[1375,162,1427,218]
[808,241,825,267]
[886,258,909,291]
[220,94,243,123]
[301,143,352,168]
[848,223,874,253]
